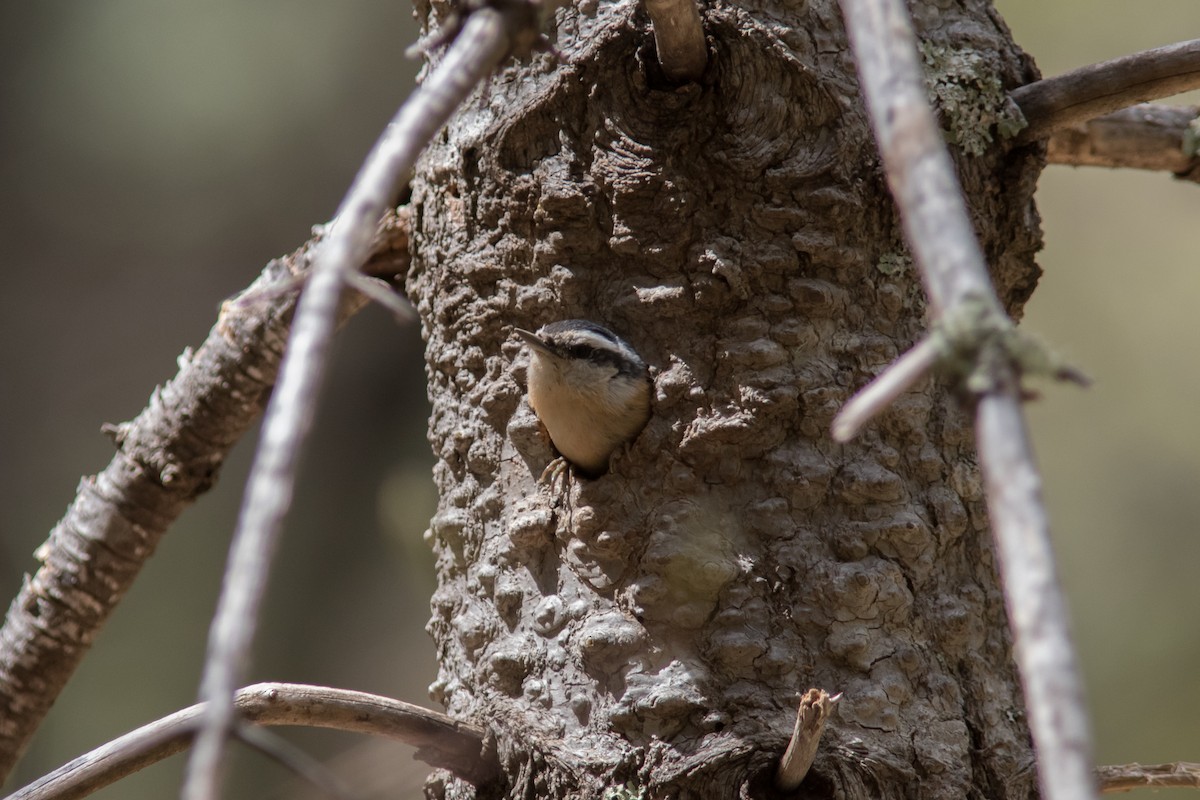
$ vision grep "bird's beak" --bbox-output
[514,328,553,356]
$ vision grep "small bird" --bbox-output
[515,320,652,477]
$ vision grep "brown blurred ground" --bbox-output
[0,2,1197,798]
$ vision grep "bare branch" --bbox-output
[343,273,417,322]
[1046,104,1200,182]
[1012,38,1200,144]
[973,390,1095,798]
[0,212,409,783]
[836,2,1098,800]
[643,0,707,83]
[5,683,495,800]
[230,725,352,800]
[1096,761,1200,793]
[775,689,839,792]
[831,337,939,443]
[181,4,546,797]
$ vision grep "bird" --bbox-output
[515,319,652,477]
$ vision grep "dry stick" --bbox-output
[835,2,1098,800]
[5,683,494,800]
[1046,104,1200,182]
[774,689,840,792]
[1096,761,1200,794]
[180,7,538,799]
[642,0,707,83]
[973,393,1095,799]
[1011,38,1200,145]
[831,337,939,443]
[343,272,417,321]
[0,218,408,783]
[231,723,357,800]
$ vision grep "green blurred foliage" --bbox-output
[0,1,1197,798]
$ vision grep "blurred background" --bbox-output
[0,2,1196,797]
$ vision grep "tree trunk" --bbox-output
[406,1,1044,797]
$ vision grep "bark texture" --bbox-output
[406,2,1044,797]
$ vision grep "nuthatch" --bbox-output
[515,320,652,477]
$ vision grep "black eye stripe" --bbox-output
[565,343,601,360]
[534,320,648,377]
[579,346,646,377]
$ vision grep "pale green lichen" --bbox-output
[1183,114,1200,159]
[919,41,1027,156]
[603,785,647,800]
[876,251,911,277]
[933,296,1089,393]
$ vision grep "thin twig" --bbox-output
[232,724,352,800]
[836,2,1098,800]
[0,213,409,783]
[1012,38,1200,144]
[343,273,416,321]
[1046,104,1200,182]
[1096,761,1200,793]
[831,337,938,443]
[775,689,840,792]
[4,683,495,800]
[180,5,540,798]
[642,0,707,83]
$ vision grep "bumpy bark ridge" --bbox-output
[408,2,1043,797]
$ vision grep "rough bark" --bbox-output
[406,2,1044,798]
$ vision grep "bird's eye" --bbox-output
[566,344,597,361]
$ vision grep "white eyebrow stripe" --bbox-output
[566,329,628,352]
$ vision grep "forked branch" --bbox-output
[835,2,1099,799]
